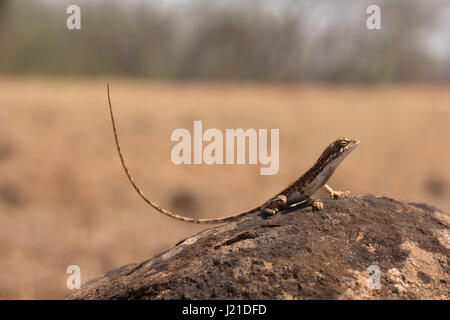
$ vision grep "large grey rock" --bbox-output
[67,194,449,299]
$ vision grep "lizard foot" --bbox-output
[331,190,350,199]
[261,195,287,215]
[310,199,324,211]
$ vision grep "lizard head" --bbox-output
[328,137,360,163]
[315,137,360,170]
[334,137,359,155]
[301,137,360,193]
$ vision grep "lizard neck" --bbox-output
[297,152,346,196]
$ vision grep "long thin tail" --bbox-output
[106,84,260,224]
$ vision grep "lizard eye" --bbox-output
[340,140,348,147]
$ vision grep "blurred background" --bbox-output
[0,0,449,299]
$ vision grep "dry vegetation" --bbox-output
[1,0,449,82]
[0,77,449,299]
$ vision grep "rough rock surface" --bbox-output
[67,194,449,300]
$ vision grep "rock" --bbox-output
[67,194,449,300]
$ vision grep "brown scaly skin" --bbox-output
[107,84,359,224]
[260,138,359,215]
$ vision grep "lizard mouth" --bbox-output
[340,139,360,153]
[348,139,360,150]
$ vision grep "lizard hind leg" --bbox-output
[261,194,288,215]
[323,184,350,199]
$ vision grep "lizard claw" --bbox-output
[311,200,324,211]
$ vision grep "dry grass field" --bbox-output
[0,77,449,299]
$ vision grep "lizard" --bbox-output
[106,84,360,224]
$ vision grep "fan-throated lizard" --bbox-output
[107,84,360,224]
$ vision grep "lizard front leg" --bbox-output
[323,184,350,199]
[261,194,288,215]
